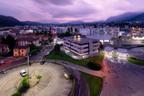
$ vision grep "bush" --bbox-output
[12,77,30,96]
[87,62,102,71]
[18,77,30,93]
[29,44,41,55]
[36,75,42,80]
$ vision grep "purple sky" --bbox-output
[0,0,144,23]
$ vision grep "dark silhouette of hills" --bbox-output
[1,12,144,27]
[0,15,22,27]
[106,12,144,23]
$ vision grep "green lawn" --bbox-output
[128,57,144,66]
[82,73,103,96]
[45,49,104,66]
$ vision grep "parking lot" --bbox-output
[0,63,72,96]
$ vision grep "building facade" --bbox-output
[62,35,100,59]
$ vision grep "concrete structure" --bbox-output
[62,35,100,59]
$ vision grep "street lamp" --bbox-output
[13,46,31,79]
[27,54,30,79]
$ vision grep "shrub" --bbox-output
[87,62,102,71]
[12,77,30,96]
[36,75,42,80]
[18,77,30,93]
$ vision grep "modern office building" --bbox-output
[62,35,100,59]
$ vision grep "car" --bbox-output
[0,70,7,74]
[20,69,27,77]
[64,73,70,80]
[40,61,45,65]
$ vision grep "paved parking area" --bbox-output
[0,63,72,96]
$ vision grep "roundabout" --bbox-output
[0,63,72,96]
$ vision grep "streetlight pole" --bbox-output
[27,54,30,78]
[27,47,30,79]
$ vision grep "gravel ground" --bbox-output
[0,63,72,96]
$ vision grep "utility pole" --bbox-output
[27,54,30,78]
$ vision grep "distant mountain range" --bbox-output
[106,12,144,23]
[1,12,144,27]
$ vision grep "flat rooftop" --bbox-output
[88,35,112,40]
[63,36,99,44]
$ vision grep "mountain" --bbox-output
[0,15,22,27]
[23,21,44,25]
[63,20,84,25]
[23,21,61,26]
[129,13,144,22]
[106,12,144,23]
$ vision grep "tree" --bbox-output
[1,35,16,56]
[87,61,102,71]
[48,30,53,43]
[29,44,40,55]
[98,42,104,51]
[54,44,61,54]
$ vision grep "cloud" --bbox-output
[47,1,96,18]
[33,0,75,5]
[0,0,144,22]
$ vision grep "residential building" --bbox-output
[16,36,41,47]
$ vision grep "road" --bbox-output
[100,58,144,96]
[67,68,89,96]
[46,59,105,78]
[30,45,54,61]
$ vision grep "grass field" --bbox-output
[82,73,103,96]
[128,57,144,66]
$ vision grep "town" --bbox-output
[0,0,144,96]
[0,23,144,96]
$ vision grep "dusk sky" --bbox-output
[0,0,144,23]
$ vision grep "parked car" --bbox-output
[20,69,27,77]
[40,61,45,65]
[0,70,7,74]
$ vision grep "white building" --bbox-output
[79,27,120,45]
[55,27,68,33]
[62,35,100,59]
[19,29,34,34]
